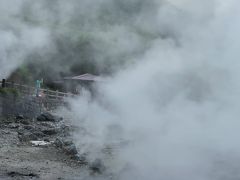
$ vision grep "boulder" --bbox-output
[63,140,74,146]
[60,125,70,135]
[73,154,87,164]
[7,171,38,178]
[89,159,106,174]
[18,132,38,142]
[23,125,34,130]
[17,119,30,125]
[9,123,20,129]
[42,128,59,135]
[43,138,50,142]
[54,138,64,148]
[16,115,24,120]
[37,113,56,122]
[39,122,55,128]
[63,144,78,156]
[33,131,46,138]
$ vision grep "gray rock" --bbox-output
[17,119,30,125]
[55,116,63,121]
[39,122,55,128]
[3,118,15,124]
[63,140,74,146]
[9,123,20,129]
[54,138,64,148]
[44,138,50,142]
[42,128,59,135]
[18,132,38,141]
[23,125,34,130]
[16,115,24,120]
[64,144,78,156]
[36,115,46,122]
[60,125,70,134]
[89,159,106,174]
[37,112,56,122]
[73,154,87,164]
[33,131,46,138]
[7,171,38,178]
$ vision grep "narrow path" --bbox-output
[0,122,88,179]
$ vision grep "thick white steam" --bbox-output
[0,1,51,78]
[61,1,240,179]
[1,0,240,179]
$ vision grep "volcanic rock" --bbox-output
[42,128,59,135]
[37,112,56,122]
[54,138,64,148]
[8,123,20,129]
[17,119,31,125]
[23,125,34,130]
[18,132,38,141]
[64,144,78,156]
[33,131,46,138]
[89,159,106,174]
[15,115,24,120]
[73,154,87,164]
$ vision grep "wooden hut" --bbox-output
[63,73,103,94]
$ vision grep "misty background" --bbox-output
[1,0,240,179]
[1,0,164,84]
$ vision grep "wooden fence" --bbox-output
[1,81,75,99]
[0,79,76,112]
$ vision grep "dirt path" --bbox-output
[0,110,116,180]
[0,125,89,179]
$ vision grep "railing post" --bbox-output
[28,87,31,95]
[19,83,22,93]
[46,89,49,110]
[56,90,59,100]
[2,79,6,88]
[46,89,49,98]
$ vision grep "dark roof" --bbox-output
[64,73,103,82]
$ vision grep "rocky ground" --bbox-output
[0,113,109,180]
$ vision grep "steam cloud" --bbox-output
[1,0,240,179]
[61,0,240,180]
[0,0,51,78]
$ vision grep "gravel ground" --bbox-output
[0,115,111,180]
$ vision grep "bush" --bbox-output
[0,88,21,98]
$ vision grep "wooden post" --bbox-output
[11,81,14,88]
[46,89,49,98]
[19,83,22,93]
[28,86,31,95]
[46,89,49,110]
[2,79,6,88]
[56,90,59,100]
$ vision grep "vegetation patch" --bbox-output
[0,88,21,98]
